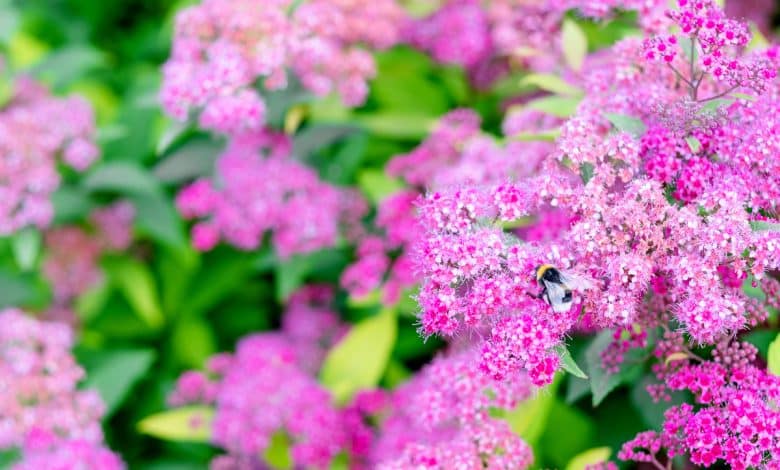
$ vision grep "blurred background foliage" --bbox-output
[1,0,778,468]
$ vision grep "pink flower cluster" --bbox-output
[175,131,366,256]
[0,76,98,234]
[621,340,780,469]
[411,0,780,387]
[341,108,555,304]
[161,0,405,134]
[43,201,135,305]
[0,309,123,469]
[373,348,535,469]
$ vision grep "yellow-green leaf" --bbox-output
[320,308,398,404]
[664,352,689,365]
[561,19,588,72]
[566,447,612,470]
[526,95,581,118]
[137,406,214,442]
[263,431,293,469]
[768,333,780,376]
[520,73,582,96]
[504,375,561,447]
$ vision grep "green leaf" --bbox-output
[527,95,581,118]
[131,192,187,249]
[565,447,612,470]
[103,256,165,329]
[83,162,161,197]
[51,185,94,224]
[685,136,702,153]
[0,269,36,308]
[579,162,595,185]
[750,220,780,232]
[320,308,398,404]
[275,253,312,302]
[540,399,596,467]
[292,124,359,159]
[700,98,733,113]
[678,36,698,64]
[585,330,643,406]
[357,170,405,205]
[768,333,780,376]
[0,448,19,470]
[561,19,588,72]
[504,375,561,447]
[263,431,293,470]
[731,92,757,102]
[172,317,217,369]
[555,344,588,379]
[75,278,112,323]
[80,349,156,416]
[138,406,214,442]
[28,44,105,89]
[0,1,20,44]
[154,138,222,184]
[604,113,646,137]
[520,73,582,96]
[355,113,435,139]
[11,227,41,271]
[630,375,687,430]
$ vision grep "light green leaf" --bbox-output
[565,447,612,470]
[355,113,435,139]
[75,279,112,323]
[731,92,757,102]
[750,220,780,232]
[540,400,597,468]
[11,227,41,271]
[748,24,768,51]
[768,333,780,376]
[264,432,292,470]
[138,406,214,442]
[0,269,36,308]
[520,73,582,96]
[685,136,702,153]
[103,256,164,329]
[511,129,561,142]
[527,95,581,118]
[562,19,588,72]
[357,170,405,205]
[80,349,156,416]
[700,98,733,113]
[320,308,398,404]
[131,192,187,249]
[604,113,646,137]
[51,185,94,224]
[579,162,595,185]
[555,344,588,379]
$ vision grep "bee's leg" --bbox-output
[526,287,547,300]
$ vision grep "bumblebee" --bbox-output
[532,264,593,313]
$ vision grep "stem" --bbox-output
[698,85,739,103]
[651,456,667,470]
[667,62,694,88]
[689,35,697,100]
[666,459,673,470]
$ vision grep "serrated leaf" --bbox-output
[320,308,398,404]
[11,227,40,271]
[750,220,780,232]
[555,344,589,379]
[562,19,588,72]
[565,447,612,470]
[768,333,780,376]
[685,136,702,153]
[357,170,405,205]
[527,95,581,118]
[80,349,156,416]
[138,406,214,442]
[103,256,164,329]
[604,113,646,137]
[520,73,582,96]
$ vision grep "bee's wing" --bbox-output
[542,280,572,313]
[559,272,594,291]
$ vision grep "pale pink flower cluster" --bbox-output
[175,131,366,256]
[0,309,123,469]
[0,76,98,235]
[43,201,135,305]
[161,0,405,134]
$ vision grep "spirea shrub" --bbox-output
[4,0,780,468]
